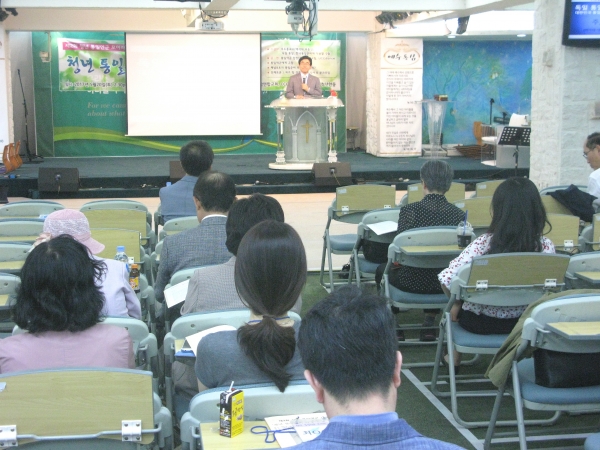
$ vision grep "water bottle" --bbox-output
[115,246,129,271]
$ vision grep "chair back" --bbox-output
[83,209,148,240]
[91,228,143,262]
[453,253,570,307]
[81,200,151,224]
[453,197,493,231]
[475,180,504,198]
[541,195,573,216]
[356,208,400,246]
[0,243,31,274]
[406,182,465,204]
[159,216,198,241]
[0,201,63,218]
[334,184,396,216]
[170,267,202,286]
[0,368,156,446]
[0,218,44,243]
[544,213,580,252]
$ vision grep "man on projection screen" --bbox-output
[285,55,322,99]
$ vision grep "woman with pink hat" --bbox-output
[34,209,141,319]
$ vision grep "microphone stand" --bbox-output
[17,69,43,163]
[489,98,494,125]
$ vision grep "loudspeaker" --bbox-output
[312,162,352,186]
[169,161,185,182]
[38,168,79,192]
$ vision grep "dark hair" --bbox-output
[298,55,312,65]
[487,177,550,254]
[298,285,397,404]
[226,194,285,255]
[13,235,106,333]
[180,140,214,177]
[236,221,307,392]
[420,160,454,193]
[586,132,600,150]
[193,171,236,213]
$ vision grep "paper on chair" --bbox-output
[264,413,328,447]
[164,279,190,308]
[366,221,397,235]
[184,325,237,356]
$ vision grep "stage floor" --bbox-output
[3,151,528,199]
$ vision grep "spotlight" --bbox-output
[456,16,469,35]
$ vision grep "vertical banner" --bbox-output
[378,38,422,156]
[261,39,341,92]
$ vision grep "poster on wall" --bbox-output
[379,38,422,156]
[57,38,126,92]
[261,39,341,92]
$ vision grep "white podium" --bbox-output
[266,97,344,170]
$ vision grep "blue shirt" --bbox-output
[159,175,198,223]
[292,412,464,449]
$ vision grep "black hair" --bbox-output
[298,55,312,65]
[180,140,214,177]
[225,194,285,255]
[420,160,454,193]
[193,171,236,213]
[13,235,107,333]
[586,132,600,150]
[298,285,397,404]
[487,177,550,254]
[236,221,307,392]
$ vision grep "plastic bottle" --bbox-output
[115,246,129,271]
[129,264,140,293]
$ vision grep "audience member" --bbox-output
[194,221,307,393]
[370,160,465,341]
[154,171,236,305]
[159,140,214,223]
[33,209,141,319]
[0,236,134,373]
[174,194,301,399]
[585,132,600,198]
[295,285,464,449]
[438,177,554,368]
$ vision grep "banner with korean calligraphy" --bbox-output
[378,38,423,157]
[261,39,341,92]
[57,38,126,92]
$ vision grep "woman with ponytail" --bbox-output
[194,220,307,392]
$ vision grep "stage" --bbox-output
[3,151,528,199]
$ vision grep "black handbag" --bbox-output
[533,348,600,388]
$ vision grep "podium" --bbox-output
[266,97,345,170]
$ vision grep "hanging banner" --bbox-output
[57,38,126,92]
[261,39,341,92]
[378,38,423,156]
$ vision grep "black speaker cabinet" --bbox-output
[169,161,186,183]
[38,168,80,193]
[312,162,352,186]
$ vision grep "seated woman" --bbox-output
[34,209,141,319]
[438,178,554,366]
[194,220,307,392]
[0,235,135,373]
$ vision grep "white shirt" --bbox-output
[588,168,600,199]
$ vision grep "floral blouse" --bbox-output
[437,233,556,318]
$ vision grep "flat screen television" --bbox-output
[563,0,600,47]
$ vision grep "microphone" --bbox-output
[490,98,495,104]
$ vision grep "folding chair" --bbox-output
[0,200,63,218]
[150,240,163,284]
[382,227,471,350]
[0,272,20,335]
[82,208,155,252]
[320,184,396,292]
[80,199,153,228]
[0,218,44,243]
[180,381,323,449]
[431,252,570,428]
[474,180,505,198]
[0,368,173,449]
[565,252,600,289]
[0,242,31,274]
[484,294,600,449]
[453,196,493,236]
[544,213,580,254]
[580,213,600,252]
[400,181,465,206]
[540,194,574,216]
[158,216,198,241]
[348,207,400,288]
[154,203,164,236]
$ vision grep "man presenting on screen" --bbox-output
[285,55,322,99]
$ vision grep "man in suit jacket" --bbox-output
[285,55,322,99]
[154,171,236,307]
[159,140,214,223]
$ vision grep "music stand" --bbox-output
[497,126,530,176]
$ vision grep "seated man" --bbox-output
[585,132,600,199]
[159,140,214,223]
[154,171,235,306]
[296,286,464,450]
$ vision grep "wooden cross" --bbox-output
[302,121,312,143]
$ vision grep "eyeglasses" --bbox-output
[584,148,596,159]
